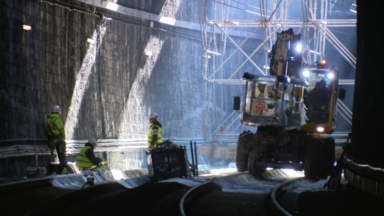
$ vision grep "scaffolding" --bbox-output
[198,0,356,142]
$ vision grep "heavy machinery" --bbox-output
[235,29,342,178]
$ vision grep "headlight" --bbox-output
[303,70,310,77]
[327,73,334,79]
[316,127,324,133]
[295,43,302,53]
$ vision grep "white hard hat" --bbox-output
[88,137,98,144]
[149,113,159,120]
[51,105,61,114]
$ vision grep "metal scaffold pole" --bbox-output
[199,0,356,143]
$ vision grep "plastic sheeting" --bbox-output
[212,173,281,194]
[159,176,209,187]
[51,169,150,189]
[117,175,151,188]
[52,174,86,189]
[288,178,344,194]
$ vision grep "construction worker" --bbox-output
[308,79,331,111]
[45,105,69,174]
[148,113,162,150]
[76,137,107,171]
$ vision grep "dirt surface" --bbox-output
[187,190,272,216]
[296,185,384,216]
[0,185,75,216]
[31,182,189,216]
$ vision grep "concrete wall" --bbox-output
[0,0,262,177]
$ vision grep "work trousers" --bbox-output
[51,139,73,174]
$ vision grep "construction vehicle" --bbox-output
[235,29,343,178]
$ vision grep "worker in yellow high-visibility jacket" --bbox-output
[76,137,107,171]
[147,113,162,151]
[45,105,69,174]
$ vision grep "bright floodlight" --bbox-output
[303,70,310,77]
[295,43,302,53]
[327,73,335,79]
[106,2,119,11]
[316,127,325,133]
[23,25,31,31]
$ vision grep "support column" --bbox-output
[345,1,384,198]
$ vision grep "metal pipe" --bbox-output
[194,141,199,176]
[206,19,356,23]
[325,28,356,61]
[213,114,241,137]
[208,25,261,79]
[337,108,352,125]
[337,98,353,115]
[337,103,352,119]
[324,35,356,68]
[228,26,282,79]
[211,109,238,136]
[190,141,195,176]
[215,24,264,75]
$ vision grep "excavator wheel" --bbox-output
[248,143,266,175]
[248,158,266,175]
[317,138,335,178]
[304,137,335,179]
[304,159,317,179]
[236,151,248,172]
[236,132,253,172]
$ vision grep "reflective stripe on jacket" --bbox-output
[147,124,162,147]
[45,114,66,146]
[76,146,96,169]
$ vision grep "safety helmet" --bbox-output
[88,137,98,144]
[149,113,159,120]
[319,79,326,87]
[51,105,61,114]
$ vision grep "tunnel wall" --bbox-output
[0,0,261,141]
[0,0,263,177]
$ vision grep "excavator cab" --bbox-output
[299,64,339,134]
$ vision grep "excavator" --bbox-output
[234,29,344,178]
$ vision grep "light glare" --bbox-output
[159,16,176,25]
[23,25,31,31]
[87,38,95,44]
[106,2,119,11]
[145,50,152,56]
[327,73,334,79]
[295,43,302,53]
[316,127,325,133]
[303,70,310,77]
